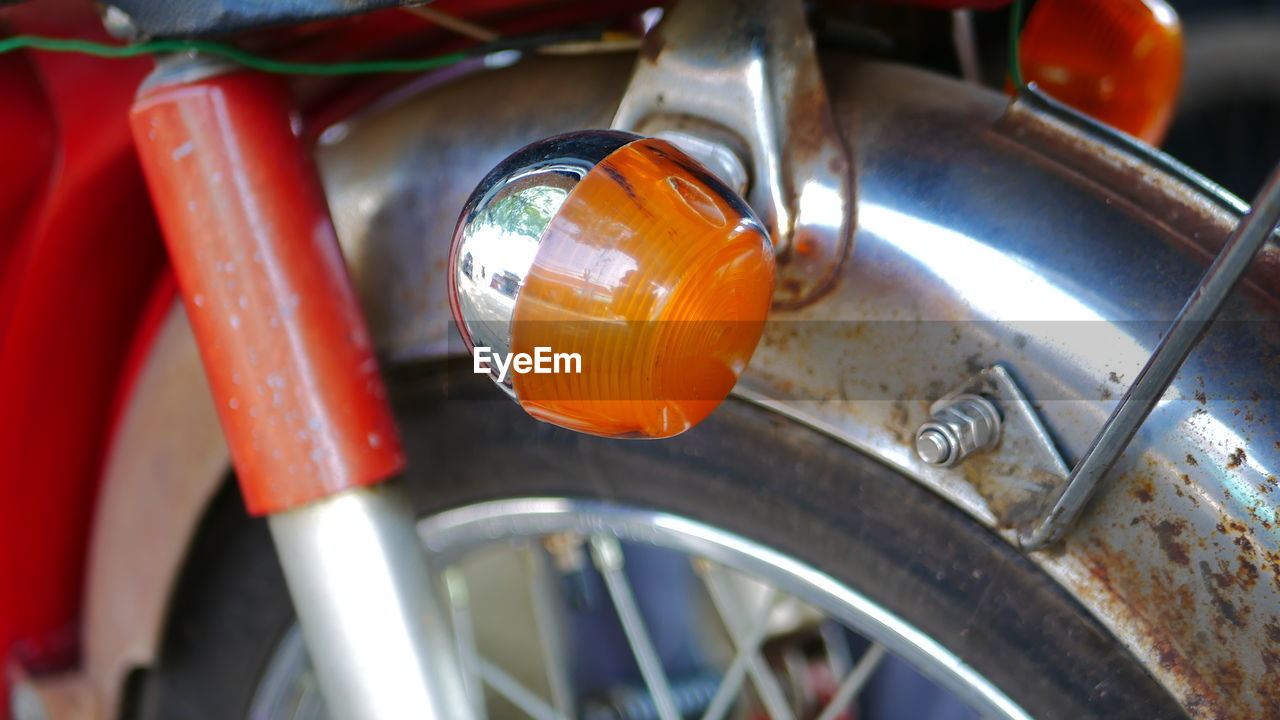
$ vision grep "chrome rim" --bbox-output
[248,498,1030,720]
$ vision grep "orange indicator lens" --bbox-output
[1019,0,1183,145]
[510,139,775,438]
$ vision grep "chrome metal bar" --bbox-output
[477,657,570,720]
[1021,160,1280,550]
[589,536,682,720]
[268,485,475,720]
[951,10,981,84]
[700,566,795,720]
[814,644,887,720]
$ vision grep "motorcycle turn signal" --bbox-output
[1017,0,1183,145]
[449,131,776,439]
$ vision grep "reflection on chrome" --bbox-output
[450,131,637,369]
[859,202,1167,397]
[796,179,845,232]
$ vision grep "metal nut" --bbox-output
[914,394,1002,467]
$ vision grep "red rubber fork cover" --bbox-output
[129,70,405,515]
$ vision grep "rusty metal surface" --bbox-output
[740,62,1280,718]
[995,87,1280,305]
[314,54,1280,718]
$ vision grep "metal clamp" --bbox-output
[918,366,1072,533]
[611,0,854,307]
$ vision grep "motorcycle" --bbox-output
[2,0,1278,718]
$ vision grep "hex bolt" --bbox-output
[914,394,1002,468]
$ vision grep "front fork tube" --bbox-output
[129,58,474,720]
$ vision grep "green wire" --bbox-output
[1008,0,1025,89]
[0,34,470,75]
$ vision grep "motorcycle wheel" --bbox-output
[131,362,1185,720]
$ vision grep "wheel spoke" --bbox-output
[445,567,488,719]
[700,592,791,720]
[699,563,796,720]
[589,535,682,720]
[527,542,576,719]
[813,644,887,720]
[477,657,571,720]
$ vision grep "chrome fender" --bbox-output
[78,54,1280,719]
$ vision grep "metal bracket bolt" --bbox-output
[914,394,1002,468]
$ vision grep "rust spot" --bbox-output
[882,400,910,445]
[1240,559,1259,589]
[1154,519,1190,566]
[1212,658,1246,698]
[1133,486,1153,503]
[1264,620,1280,645]
[1264,650,1280,682]
[1234,535,1255,555]
[1199,560,1246,628]
[1186,453,1198,466]
[1077,537,1234,718]
[1156,639,1181,671]
[1228,448,1246,469]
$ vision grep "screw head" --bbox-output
[915,394,1002,467]
[915,428,954,465]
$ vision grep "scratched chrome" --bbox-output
[318,56,1280,718]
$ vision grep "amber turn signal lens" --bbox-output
[1018,0,1183,145]
[450,132,775,439]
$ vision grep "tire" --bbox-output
[133,362,1186,720]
